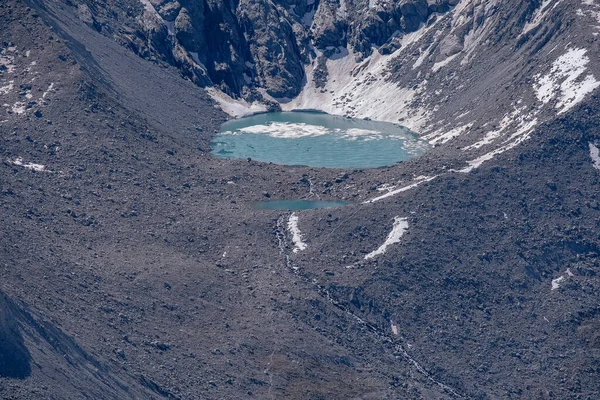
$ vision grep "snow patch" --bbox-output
[9,157,46,172]
[288,213,307,253]
[551,275,566,290]
[463,105,530,150]
[427,123,472,145]
[365,176,437,204]
[365,217,408,260]
[164,20,175,36]
[11,102,26,114]
[139,0,158,16]
[189,52,201,66]
[283,49,429,131]
[412,43,434,70]
[534,48,600,114]
[458,119,538,173]
[0,81,13,95]
[376,183,396,192]
[432,53,460,73]
[207,87,267,118]
[0,52,16,74]
[589,142,600,170]
[42,82,54,99]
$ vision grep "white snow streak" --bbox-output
[431,53,460,73]
[364,176,438,204]
[523,0,563,34]
[589,142,600,170]
[288,213,307,253]
[458,119,537,173]
[9,157,46,172]
[365,217,408,260]
[427,123,472,145]
[42,82,54,99]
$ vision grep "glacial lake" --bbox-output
[254,199,350,211]
[211,112,429,168]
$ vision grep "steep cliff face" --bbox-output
[67,0,461,100]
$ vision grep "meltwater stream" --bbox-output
[211,112,429,169]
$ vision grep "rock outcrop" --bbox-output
[69,0,459,100]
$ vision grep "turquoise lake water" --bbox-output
[211,112,429,169]
[254,200,350,210]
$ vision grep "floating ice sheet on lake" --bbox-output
[213,112,429,169]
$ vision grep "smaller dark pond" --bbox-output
[254,200,350,211]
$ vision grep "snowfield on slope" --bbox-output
[288,213,307,253]
[534,47,600,114]
[365,217,409,260]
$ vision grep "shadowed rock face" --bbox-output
[67,0,455,99]
[0,293,31,379]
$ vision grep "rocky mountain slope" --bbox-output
[1,0,600,399]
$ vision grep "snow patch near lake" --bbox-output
[364,176,438,204]
[458,118,537,173]
[207,88,267,118]
[281,48,430,131]
[288,213,307,253]
[365,217,408,260]
[534,48,600,114]
[589,142,600,170]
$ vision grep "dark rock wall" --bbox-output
[65,0,458,99]
[0,293,31,380]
